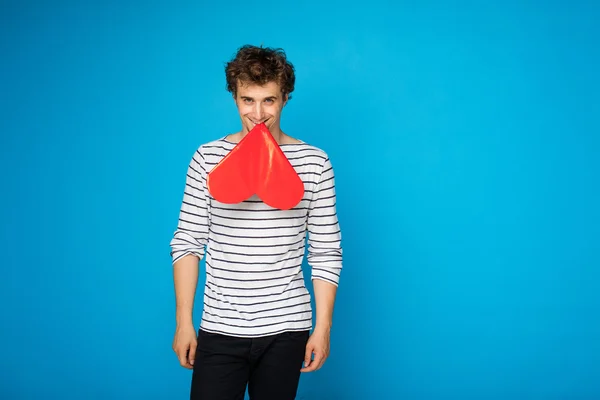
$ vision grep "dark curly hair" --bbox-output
[225,45,295,100]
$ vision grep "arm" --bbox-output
[173,254,199,326]
[307,156,343,324]
[169,148,210,368]
[172,254,200,369]
[302,156,343,372]
[313,279,338,331]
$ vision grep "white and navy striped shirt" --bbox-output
[170,136,343,338]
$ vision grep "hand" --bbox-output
[172,322,197,369]
[300,327,330,373]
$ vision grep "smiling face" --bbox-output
[234,80,288,136]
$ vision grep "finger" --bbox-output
[310,352,324,371]
[314,353,327,370]
[189,341,197,366]
[178,352,189,368]
[301,351,322,373]
[301,345,314,371]
[178,346,192,369]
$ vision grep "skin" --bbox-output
[172,80,338,373]
[301,279,338,373]
[172,254,199,369]
[225,80,301,145]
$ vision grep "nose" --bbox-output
[254,102,264,120]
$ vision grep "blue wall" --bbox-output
[1,1,599,399]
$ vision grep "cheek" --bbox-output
[266,107,281,117]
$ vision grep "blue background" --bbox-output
[1,1,599,399]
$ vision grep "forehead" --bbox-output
[237,80,282,98]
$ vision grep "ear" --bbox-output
[283,93,289,107]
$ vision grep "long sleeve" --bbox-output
[169,148,210,264]
[306,156,343,286]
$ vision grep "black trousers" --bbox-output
[190,329,310,400]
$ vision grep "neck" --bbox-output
[269,128,284,145]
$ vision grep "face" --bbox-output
[234,80,288,135]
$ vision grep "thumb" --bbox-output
[189,341,197,366]
[304,344,313,368]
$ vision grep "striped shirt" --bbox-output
[169,136,343,338]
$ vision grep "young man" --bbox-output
[170,45,343,400]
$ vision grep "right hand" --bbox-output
[172,322,198,369]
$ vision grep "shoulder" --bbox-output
[197,137,230,155]
[184,137,230,171]
[284,141,330,164]
[188,137,231,161]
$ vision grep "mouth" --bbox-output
[248,118,269,126]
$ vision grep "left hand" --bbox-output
[300,327,330,372]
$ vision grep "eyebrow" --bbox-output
[240,96,278,101]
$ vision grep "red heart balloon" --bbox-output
[206,123,305,210]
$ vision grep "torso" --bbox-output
[197,137,328,337]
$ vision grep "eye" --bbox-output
[264,98,275,104]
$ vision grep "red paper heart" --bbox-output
[206,123,305,210]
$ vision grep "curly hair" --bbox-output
[225,45,296,100]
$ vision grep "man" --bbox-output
[170,44,343,400]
